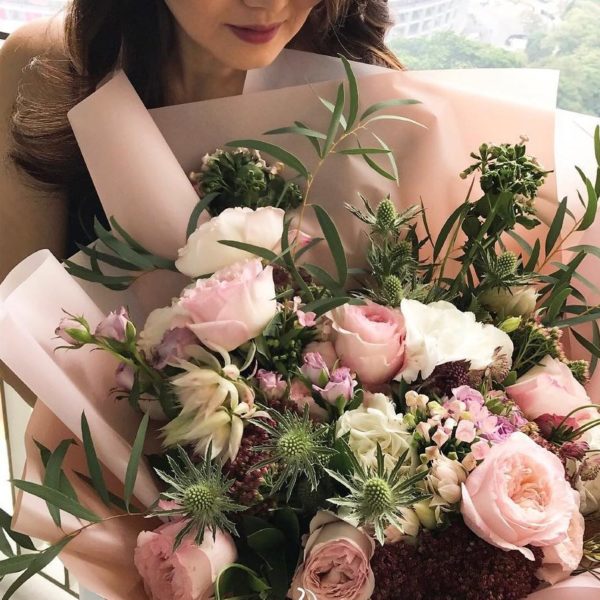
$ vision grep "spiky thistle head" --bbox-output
[326,443,430,545]
[153,445,244,548]
[251,407,337,501]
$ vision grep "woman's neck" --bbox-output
[162,23,247,106]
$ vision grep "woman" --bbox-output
[0,0,401,280]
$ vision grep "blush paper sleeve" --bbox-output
[0,50,597,598]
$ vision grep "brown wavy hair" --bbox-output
[10,0,402,193]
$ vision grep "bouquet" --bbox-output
[1,55,600,600]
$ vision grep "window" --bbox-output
[388,0,600,117]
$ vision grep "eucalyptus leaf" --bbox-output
[215,563,270,600]
[319,97,348,131]
[360,98,420,121]
[545,197,568,256]
[0,554,37,577]
[0,511,35,552]
[313,205,347,287]
[75,244,143,272]
[124,413,150,511]
[575,167,598,231]
[337,148,392,155]
[294,121,322,156]
[324,84,346,155]
[0,529,14,558]
[218,240,278,262]
[341,55,359,130]
[109,217,150,254]
[81,413,111,507]
[186,192,218,239]
[43,439,76,527]
[362,152,397,181]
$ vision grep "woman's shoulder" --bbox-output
[0,16,66,101]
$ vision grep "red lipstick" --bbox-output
[227,23,282,45]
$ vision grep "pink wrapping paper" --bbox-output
[1,50,598,598]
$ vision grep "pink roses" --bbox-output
[328,301,406,385]
[507,355,594,423]
[290,512,374,600]
[461,432,579,560]
[180,259,277,351]
[134,521,236,600]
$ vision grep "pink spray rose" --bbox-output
[506,355,595,424]
[313,367,357,406]
[55,316,89,345]
[461,432,578,559]
[301,352,330,386]
[256,369,287,402]
[290,512,374,600]
[328,301,406,386]
[289,379,328,422]
[303,341,338,371]
[180,259,277,351]
[537,500,585,584]
[94,306,131,342]
[134,521,236,600]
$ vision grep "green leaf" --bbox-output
[226,140,309,179]
[186,192,218,239]
[294,121,322,156]
[545,197,568,256]
[74,472,140,513]
[264,125,326,139]
[109,217,150,254]
[363,114,426,129]
[324,83,346,155]
[573,329,600,359]
[341,55,359,130]
[303,264,344,294]
[64,261,135,288]
[0,510,35,551]
[75,244,143,272]
[0,554,37,576]
[319,97,348,131]
[567,244,600,261]
[313,205,347,287]
[337,147,392,155]
[215,564,270,600]
[3,537,72,600]
[217,240,278,262]
[362,152,398,181]
[280,220,313,300]
[592,321,600,374]
[0,529,14,558]
[555,311,600,328]
[247,528,286,554]
[433,202,469,261]
[43,439,76,527]
[372,132,399,184]
[544,287,572,324]
[11,480,100,523]
[81,413,111,507]
[94,219,156,270]
[506,229,533,255]
[575,167,598,231]
[303,296,352,316]
[293,236,324,261]
[524,239,541,272]
[360,98,420,121]
[124,413,150,511]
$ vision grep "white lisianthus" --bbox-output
[578,426,600,516]
[175,207,285,277]
[396,299,514,383]
[479,286,538,319]
[385,507,421,541]
[336,393,411,471]
[138,302,190,355]
[427,455,468,506]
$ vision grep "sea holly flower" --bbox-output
[326,444,430,545]
[251,408,336,500]
[152,446,245,547]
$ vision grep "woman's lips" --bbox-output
[227,23,283,45]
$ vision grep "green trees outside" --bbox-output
[389,0,600,116]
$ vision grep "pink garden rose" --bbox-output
[461,432,579,560]
[537,501,585,584]
[290,512,374,600]
[180,259,277,351]
[134,521,236,600]
[506,355,595,424]
[328,301,406,386]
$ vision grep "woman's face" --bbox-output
[164,0,322,70]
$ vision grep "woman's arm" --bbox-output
[0,19,69,282]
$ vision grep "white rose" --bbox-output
[138,302,190,354]
[396,299,514,383]
[336,393,411,471]
[479,286,538,319]
[175,207,284,277]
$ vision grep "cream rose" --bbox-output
[290,512,374,600]
[175,207,284,277]
[461,432,578,559]
[396,299,514,384]
[336,393,410,471]
[479,286,538,319]
[328,301,406,385]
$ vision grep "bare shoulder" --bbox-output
[0,16,66,102]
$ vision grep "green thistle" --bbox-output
[326,444,430,545]
[252,408,336,500]
[376,198,397,229]
[382,275,403,306]
[153,446,244,547]
[495,251,518,278]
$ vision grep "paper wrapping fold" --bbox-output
[1,50,599,598]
